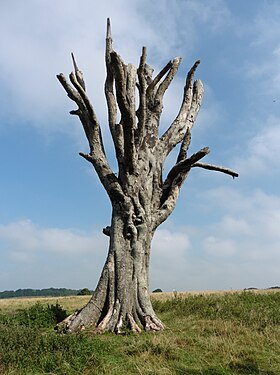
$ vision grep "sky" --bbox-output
[1,0,280,292]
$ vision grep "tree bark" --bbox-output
[56,18,238,334]
[58,204,163,334]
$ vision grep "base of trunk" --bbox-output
[56,207,164,334]
[56,303,164,334]
[56,254,164,334]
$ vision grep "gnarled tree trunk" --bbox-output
[62,208,162,333]
[56,19,238,333]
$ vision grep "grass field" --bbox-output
[0,290,279,374]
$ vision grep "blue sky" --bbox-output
[1,0,280,292]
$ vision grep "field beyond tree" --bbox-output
[0,290,279,374]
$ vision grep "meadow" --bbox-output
[0,290,279,374]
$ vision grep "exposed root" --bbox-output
[54,244,164,335]
[56,308,164,334]
[116,315,123,334]
[104,299,121,332]
[96,305,114,333]
[55,311,79,333]
[144,315,164,331]
[128,313,142,333]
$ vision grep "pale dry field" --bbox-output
[0,289,278,314]
[151,288,279,301]
[0,295,91,314]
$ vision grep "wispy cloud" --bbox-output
[233,116,280,176]
[242,2,280,98]
[0,219,107,260]
[0,0,232,134]
[0,219,108,289]
[200,187,280,262]
[150,186,280,291]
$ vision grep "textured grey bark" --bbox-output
[56,19,238,334]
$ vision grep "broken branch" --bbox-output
[192,162,239,178]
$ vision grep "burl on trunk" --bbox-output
[56,19,238,334]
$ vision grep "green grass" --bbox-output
[0,292,279,374]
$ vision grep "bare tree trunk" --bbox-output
[56,19,238,334]
[59,205,163,333]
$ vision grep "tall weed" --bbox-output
[0,302,67,328]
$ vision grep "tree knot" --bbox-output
[103,226,111,236]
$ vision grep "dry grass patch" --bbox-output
[151,288,279,302]
[0,295,90,315]
[0,288,278,315]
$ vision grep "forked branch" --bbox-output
[146,57,182,112]
[155,57,182,102]
[57,59,124,203]
[71,53,86,91]
[162,147,210,196]
[57,73,95,149]
[160,61,203,159]
[156,146,238,228]
[146,59,173,98]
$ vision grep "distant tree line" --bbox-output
[0,288,93,299]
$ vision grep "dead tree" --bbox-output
[56,19,238,334]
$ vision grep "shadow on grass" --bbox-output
[174,359,277,375]
[229,359,277,375]
[175,369,226,375]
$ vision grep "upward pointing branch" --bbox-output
[159,60,203,159]
[57,52,125,204]
[71,53,86,91]
[105,18,123,168]
[136,46,147,144]
[177,127,191,163]
[146,60,172,98]
[155,57,182,101]
[110,51,136,172]
[106,17,112,38]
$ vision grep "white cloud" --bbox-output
[203,236,236,257]
[152,228,190,259]
[149,186,280,291]
[150,228,191,291]
[233,116,280,176]
[0,219,107,259]
[200,186,280,266]
[0,0,232,135]
[216,215,252,236]
[0,219,193,291]
[0,219,109,289]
